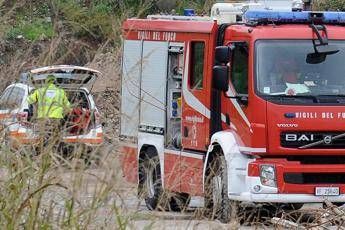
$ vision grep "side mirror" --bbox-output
[213,66,229,92]
[306,52,326,64]
[306,45,339,64]
[215,46,232,64]
[316,45,339,55]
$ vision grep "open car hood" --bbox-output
[24,65,102,91]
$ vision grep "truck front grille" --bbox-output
[281,131,345,149]
[286,156,345,164]
[284,173,345,184]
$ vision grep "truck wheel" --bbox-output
[205,154,239,223]
[139,147,165,211]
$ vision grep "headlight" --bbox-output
[260,165,277,188]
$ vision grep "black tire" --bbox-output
[139,147,166,211]
[205,154,239,223]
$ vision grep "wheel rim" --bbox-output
[212,175,222,207]
[145,166,155,199]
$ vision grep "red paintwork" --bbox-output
[120,146,204,196]
[0,114,10,119]
[121,17,345,196]
[120,145,138,184]
[179,155,204,196]
[164,153,180,192]
[267,104,345,155]
[180,31,215,152]
[164,151,204,196]
[222,24,345,154]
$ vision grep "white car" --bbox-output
[0,65,103,151]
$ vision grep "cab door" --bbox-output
[181,41,209,151]
[180,39,210,196]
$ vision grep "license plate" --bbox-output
[315,187,340,196]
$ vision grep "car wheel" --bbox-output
[205,154,239,223]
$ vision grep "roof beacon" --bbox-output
[244,10,345,25]
[184,9,195,16]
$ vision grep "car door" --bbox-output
[0,85,27,138]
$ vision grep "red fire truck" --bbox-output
[120,5,345,222]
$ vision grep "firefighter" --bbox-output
[272,56,310,95]
[27,74,71,146]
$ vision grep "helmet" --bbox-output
[275,56,299,84]
[46,74,56,84]
[275,56,298,72]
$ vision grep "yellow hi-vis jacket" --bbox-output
[27,83,71,119]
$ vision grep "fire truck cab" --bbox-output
[120,4,345,222]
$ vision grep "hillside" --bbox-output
[0,0,217,89]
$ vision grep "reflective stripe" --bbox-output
[239,147,266,153]
[63,137,103,144]
[182,43,211,119]
[165,149,204,160]
[226,89,251,130]
[0,113,11,119]
[182,44,252,133]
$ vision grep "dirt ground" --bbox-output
[0,136,338,229]
[44,166,329,229]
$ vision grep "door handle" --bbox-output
[183,126,189,137]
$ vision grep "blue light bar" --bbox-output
[184,9,195,16]
[244,10,345,25]
[323,12,345,24]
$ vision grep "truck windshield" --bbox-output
[256,40,345,100]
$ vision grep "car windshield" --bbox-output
[256,40,345,97]
[0,86,25,110]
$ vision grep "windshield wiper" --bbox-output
[317,94,345,97]
[314,95,345,103]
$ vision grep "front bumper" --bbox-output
[232,158,345,203]
[230,192,345,203]
[230,176,345,203]
[7,128,103,147]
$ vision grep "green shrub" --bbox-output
[314,0,345,11]
[56,1,114,42]
[6,19,54,41]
